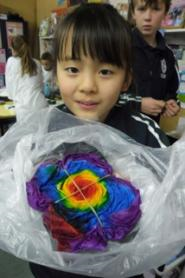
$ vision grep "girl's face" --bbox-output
[132,0,166,42]
[57,37,130,122]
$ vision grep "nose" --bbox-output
[143,9,152,21]
[79,72,97,94]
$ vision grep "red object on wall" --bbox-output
[52,7,68,16]
[0,49,6,75]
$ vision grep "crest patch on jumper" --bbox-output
[160,59,167,79]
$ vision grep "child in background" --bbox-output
[121,0,180,123]
[40,51,57,98]
[5,36,47,122]
[29,3,170,278]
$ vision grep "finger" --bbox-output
[155,100,166,108]
[166,106,179,115]
[166,110,176,117]
[153,108,164,114]
[161,111,170,117]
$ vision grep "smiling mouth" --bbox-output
[76,100,98,110]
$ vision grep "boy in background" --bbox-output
[121,0,180,123]
[40,52,58,98]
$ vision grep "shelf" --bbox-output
[164,28,185,33]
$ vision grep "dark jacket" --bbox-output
[120,28,179,122]
[58,103,170,148]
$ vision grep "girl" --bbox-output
[29,3,169,278]
[5,35,47,122]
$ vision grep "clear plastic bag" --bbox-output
[0,107,185,277]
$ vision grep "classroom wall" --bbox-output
[0,0,70,57]
[36,0,68,25]
[0,0,37,55]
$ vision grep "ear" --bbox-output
[121,74,132,92]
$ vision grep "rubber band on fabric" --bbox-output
[56,168,111,229]
[26,147,141,253]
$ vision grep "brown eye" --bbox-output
[100,69,113,76]
[65,67,79,74]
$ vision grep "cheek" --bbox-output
[57,68,74,96]
[102,84,121,105]
[155,14,165,25]
[109,92,120,105]
[58,78,75,98]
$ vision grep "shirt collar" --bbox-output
[132,27,166,51]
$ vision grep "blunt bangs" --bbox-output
[55,4,132,73]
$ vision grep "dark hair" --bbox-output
[40,51,53,61]
[129,0,171,15]
[11,35,37,76]
[54,3,132,82]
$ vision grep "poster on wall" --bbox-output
[162,0,185,28]
[5,21,24,48]
[0,49,6,75]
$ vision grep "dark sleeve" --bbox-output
[165,50,179,101]
[119,82,142,113]
[131,113,170,148]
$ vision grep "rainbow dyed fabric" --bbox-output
[26,152,141,252]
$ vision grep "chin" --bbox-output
[142,30,153,36]
[76,113,101,122]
